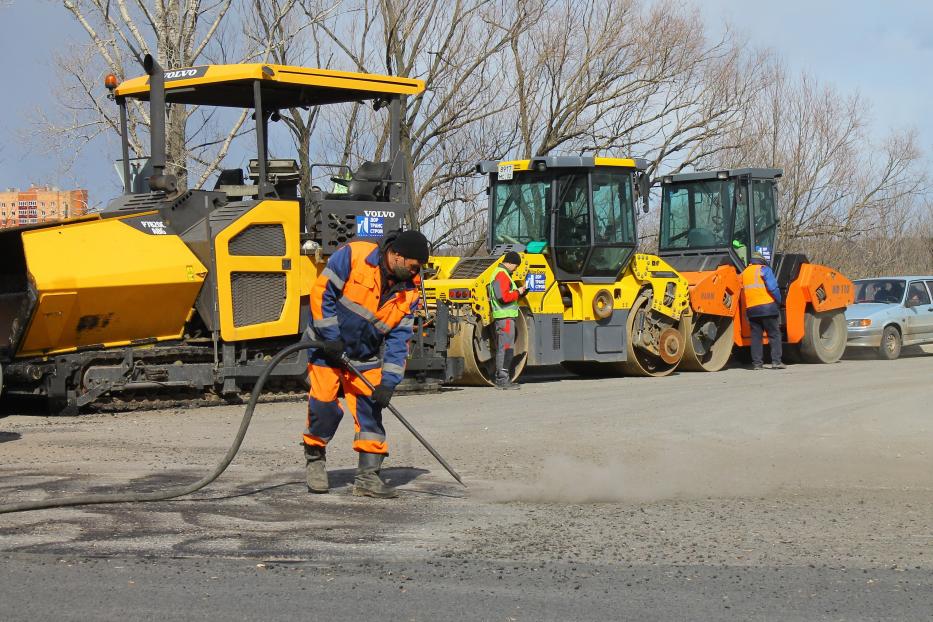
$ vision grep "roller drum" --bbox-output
[618,291,684,377]
[448,313,528,386]
[679,312,735,372]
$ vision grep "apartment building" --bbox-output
[0,185,88,228]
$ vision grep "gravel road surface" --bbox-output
[1,350,931,620]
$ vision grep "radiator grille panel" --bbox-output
[449,257,498,279]
[231,272,286,326]
[229,224,286,256]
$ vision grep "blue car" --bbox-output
[845,276,933,359]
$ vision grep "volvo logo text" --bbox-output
[164,69,198,80]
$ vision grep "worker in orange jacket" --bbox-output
[303,230,429,498]
[742,252,785,370]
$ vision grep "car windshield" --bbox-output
[854,279,906,304]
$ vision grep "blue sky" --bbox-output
[700,0,933,148]
[0,0,930,206]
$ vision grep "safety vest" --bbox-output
[310,240,420,374]
[488,265,519,319]
[741,264,776,309]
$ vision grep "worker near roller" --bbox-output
[742,251,785,370]
[303,230,430,498]
[489,250,527,390]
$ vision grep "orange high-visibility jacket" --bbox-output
[309,241,421,388]
[742,264,777,310]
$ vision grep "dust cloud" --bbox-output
[477,438,933,504]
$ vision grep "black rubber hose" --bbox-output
[0,339,320,515]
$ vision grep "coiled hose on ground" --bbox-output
[0,340,317,515]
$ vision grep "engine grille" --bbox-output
[231,272,286,327]
[229,224,286,256]
[449,257,498,279]
[322,212,357,252]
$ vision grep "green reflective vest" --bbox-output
[488,265,519,319]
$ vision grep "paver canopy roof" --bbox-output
[115,63,425,108]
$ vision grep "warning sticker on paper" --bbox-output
[525,272,547,292]
[356,215,385,238]
[755,245,772,261]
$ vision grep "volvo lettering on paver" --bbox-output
[160,66,208,82]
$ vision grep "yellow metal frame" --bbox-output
[18,213,206,357]
[214,200,302,341]
[424,252,689,327]
[115,63,425,102]
[495,156,641,172]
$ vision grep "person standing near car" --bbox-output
[742,252,785,370]
[488,251,527,389]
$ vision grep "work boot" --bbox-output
[353,452,398,499]
[304,445,329,494]
[494,350,519,389]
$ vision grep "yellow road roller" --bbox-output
[422,156,691,384]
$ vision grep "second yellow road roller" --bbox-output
[422,156,691,384]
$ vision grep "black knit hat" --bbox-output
[502,251,522,265]
[389,230,430,263]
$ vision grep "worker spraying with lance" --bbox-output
[304,230,431,498]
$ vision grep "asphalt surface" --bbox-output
[1,348,932,621]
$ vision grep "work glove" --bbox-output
[320,338,345,366]
[371,383,394,408]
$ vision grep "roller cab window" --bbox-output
[491,173,550,247]
[660,181,734,250]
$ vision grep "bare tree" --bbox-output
[712,62,929,275]
[300,0,540,250]
[44,0,299,190]
[506,0,768,180]
[245,0,336,198]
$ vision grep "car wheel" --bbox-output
[877,325,902,360]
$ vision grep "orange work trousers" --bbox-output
[302,364,387,454]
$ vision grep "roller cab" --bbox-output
[658,168,855,369]
[424,156,690,385]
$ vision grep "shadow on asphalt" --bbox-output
[188,467,431,501]
[843,344,931,361]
